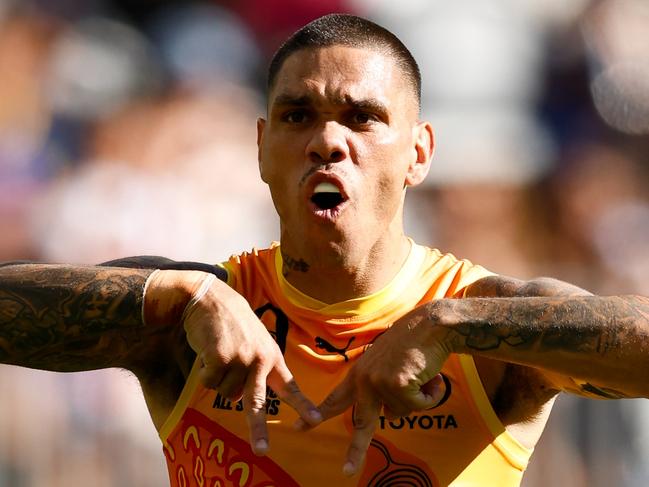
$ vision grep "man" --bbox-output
[1,14,649,487]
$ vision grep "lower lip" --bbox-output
[307,199,348,222]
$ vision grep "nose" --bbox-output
[305,121,348,164]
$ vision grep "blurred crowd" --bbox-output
[0,0,648,485]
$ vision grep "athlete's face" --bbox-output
[257,45,433,255]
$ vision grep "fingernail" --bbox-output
[293,418,306,431]
[254,439,268,455]
[342,462,356,476]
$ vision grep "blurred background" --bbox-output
[0,0,648,485]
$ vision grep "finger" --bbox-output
[318,374,356,421]
[197,362,226,390]
[418,373,447,408]
[382,405,406,421]
[343,391,381,477]
[381,392,419,419]
[244,365,270,456]
[217,366,249,400]
[370,381,430,418]
[381,374,446,413]
[267,362,322,429]
[269,370,322,426]
[294,373,357,432]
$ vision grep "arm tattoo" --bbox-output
[449,298,621,353]
[438,296,649,398]
[0,264,154,371]
[450,276,649,398]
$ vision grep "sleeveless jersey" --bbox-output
[158,242,533,486]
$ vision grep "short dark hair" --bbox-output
[267,14,421,109]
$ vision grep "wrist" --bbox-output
[143,270,213,326]
[425,299,465,355]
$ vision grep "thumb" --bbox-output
[419,373,447,408]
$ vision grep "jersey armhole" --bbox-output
[217,262,235,287]
[457,354,533,471]
[158,358,203,444]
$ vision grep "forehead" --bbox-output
[269,45,412,111]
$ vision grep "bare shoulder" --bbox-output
[465,274,592,298]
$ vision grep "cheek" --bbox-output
[360,139,410,196]
[261,140,289,185]
[376,175,405,208]
[359,156,410,219]
[355,166,405,222]
[267,181,298,225]
[260,143,302,215]
[360,128,411,169]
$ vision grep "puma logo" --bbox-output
[315,336,355,362]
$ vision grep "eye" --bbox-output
[282,110,309,124]
[350,112,377,125]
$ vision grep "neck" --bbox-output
[280,233,412,304]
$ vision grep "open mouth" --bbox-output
[310,182,346,210]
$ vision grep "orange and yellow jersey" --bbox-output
[159,242,533,487]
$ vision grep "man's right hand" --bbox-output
[145,270,322,455]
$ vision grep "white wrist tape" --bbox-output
[142,269,162,326]
[181,273,217,322]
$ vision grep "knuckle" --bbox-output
[283,379,300,394]
[277,385,302,409]
[247,394,267,412]
[346,443,367,463]
[235,343,255,364]
[199,367,224,389]
[347,444,361,457]
[352,412,374,431]
[352,418,370,430]
[201,349,231,368]
[200,374,220,389]
[374,371,413,394]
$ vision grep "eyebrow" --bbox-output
[272,94,313,107]
[271,93,389,115]
[345,97,388,116]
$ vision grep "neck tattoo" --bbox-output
[282,251,310,273]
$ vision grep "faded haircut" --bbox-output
[267,13,421,110]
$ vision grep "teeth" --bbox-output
[313,182,340,194]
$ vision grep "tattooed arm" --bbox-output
[314,275,649,474]
[433,291,649,399]
[0,263,206,371]
[0,256,227,372]
[462,275,606,401]
[0,261,320,448]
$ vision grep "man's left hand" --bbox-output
[299,306,451,476]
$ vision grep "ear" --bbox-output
[405,121,434,187]
[257,117,268,183]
